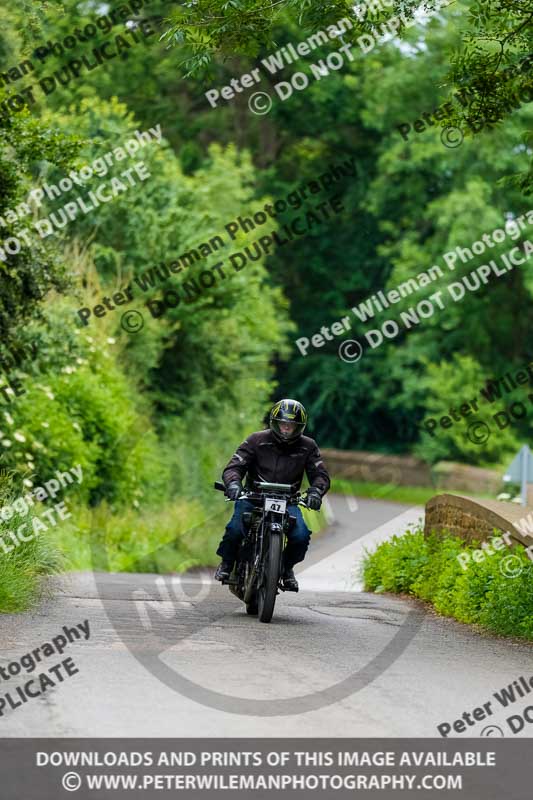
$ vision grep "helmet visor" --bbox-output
[270,418,306,441]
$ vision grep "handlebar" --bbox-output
[213,481,309,508]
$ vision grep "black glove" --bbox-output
[226,481,243,501]
[306,488,322,510]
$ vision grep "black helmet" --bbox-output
[269,399,307,443]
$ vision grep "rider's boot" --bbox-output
[214,560,234,582]
[281,566,299,592]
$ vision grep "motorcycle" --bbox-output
[214,480,310,623]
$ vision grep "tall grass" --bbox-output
[0,481,63,612]
[51,498,227,574]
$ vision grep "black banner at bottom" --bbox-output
[0,739,527,799]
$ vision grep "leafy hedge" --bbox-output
[363,528,533,639]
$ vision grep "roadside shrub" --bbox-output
[363,526,533,639]
[363,529,429,594]
[1,302,167,508]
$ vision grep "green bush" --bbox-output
[363,529,429,594]
[363,527,533,639]
[1,301,168,509]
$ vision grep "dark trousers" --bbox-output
[216,499,311,570]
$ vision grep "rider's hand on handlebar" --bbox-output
[305,488,322,510]
[226,481,243,501]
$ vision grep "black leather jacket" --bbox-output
[222,429,330,497]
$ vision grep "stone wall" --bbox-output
[424,493,533,548]
[321,448,431,486]
[430,461,502,495]
[321,447,533,549]
[321,448,501,495]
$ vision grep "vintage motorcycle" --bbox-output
[214,480,310,623]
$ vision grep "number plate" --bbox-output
[264,498,287,513]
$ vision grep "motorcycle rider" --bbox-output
[214,399,330,591]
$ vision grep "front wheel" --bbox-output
[258,532,282,623]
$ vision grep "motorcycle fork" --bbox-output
[243,509,288,602]
[259,510,287,583]
[242,514,261,604]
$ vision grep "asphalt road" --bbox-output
[2,494,533,737]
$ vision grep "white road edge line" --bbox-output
[296,506,424,593]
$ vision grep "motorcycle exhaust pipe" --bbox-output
[229,583,244,600]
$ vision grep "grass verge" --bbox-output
[0,494,64,613]
[0,487,329,613]
[331,478,495,506]
[362,527,533,640]
[49,497,329,573]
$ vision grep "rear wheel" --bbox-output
[258,533,282,623]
